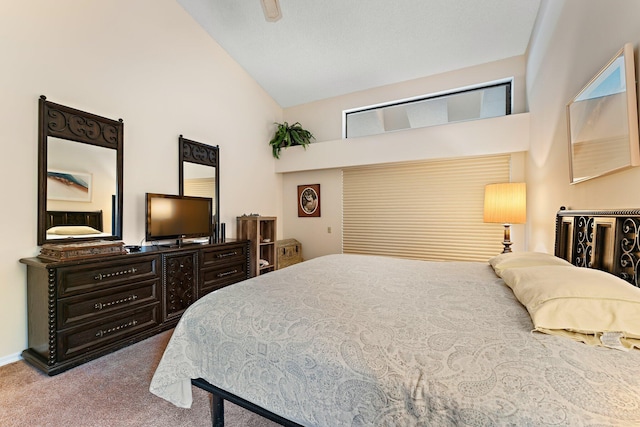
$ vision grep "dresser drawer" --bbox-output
[200,260,248,296]
[57,303,160,361]
[57,255,160,297]
[58,278,160,329]
[201,242,247,268]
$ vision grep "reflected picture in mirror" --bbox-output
[47,138,117,213]
[47,169,92,202]
[567,43,640,184]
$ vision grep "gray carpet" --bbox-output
[0,330,280,427]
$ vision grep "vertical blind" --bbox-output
[342,155,511,262]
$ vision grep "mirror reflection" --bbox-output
[567,43,640,183]
[46,137,117,238]
[182,162,216,214]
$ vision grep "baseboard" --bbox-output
[0,352,22,367]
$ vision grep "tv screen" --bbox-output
[145,193,212,242]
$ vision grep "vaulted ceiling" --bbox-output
[177,0,541,108]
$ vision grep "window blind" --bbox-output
[342,155,511,262]
[184,178,216,200]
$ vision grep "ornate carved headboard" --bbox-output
[555,207,640,287]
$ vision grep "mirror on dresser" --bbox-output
[37,96,124,245]
[178,135,220,241]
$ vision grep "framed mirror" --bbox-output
[38,96,123,245]
[178,135,220,242]
[567,43,640,184]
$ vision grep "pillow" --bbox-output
[47,225,102,235]
[501,265,640,349]
[489,251,573,278]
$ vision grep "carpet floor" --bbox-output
[0,330,280,427]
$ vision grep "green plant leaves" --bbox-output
[268,121,315,159]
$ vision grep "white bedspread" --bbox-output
[150,254,640,426]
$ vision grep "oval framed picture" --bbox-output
[297,184,320,217]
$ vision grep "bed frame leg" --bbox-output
[211,393,224,427]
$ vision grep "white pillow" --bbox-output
[501,265,640,349]
[489,251,573,279]
[47,225,101,235]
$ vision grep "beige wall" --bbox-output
[283,0,640,261]
[0,0,283,362]
[280,58,530,259]
[280,151,528,261]
[284,55,527,143]
[282,169,344,260]
[525,0,640,252]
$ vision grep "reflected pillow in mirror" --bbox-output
[47,225,102,235]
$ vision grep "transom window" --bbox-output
[343,80,512,139]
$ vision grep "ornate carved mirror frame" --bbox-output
[37,96,124,245]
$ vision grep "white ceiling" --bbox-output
[176,0,541,108]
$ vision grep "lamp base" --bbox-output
[502,224,513,253]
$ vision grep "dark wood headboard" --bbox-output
[46,210,103,231]
[555,207,640,287]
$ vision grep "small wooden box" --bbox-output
[276,239,302,270]
[39,240,126,261]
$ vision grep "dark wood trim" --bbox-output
[555,207,640,286]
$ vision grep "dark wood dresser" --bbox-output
[20,240,250,375]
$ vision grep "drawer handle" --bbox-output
[216,251,238,259]
[95,319,138,338]
[217,269,238,278]
[94,267,138,281]
[94,294,139,311]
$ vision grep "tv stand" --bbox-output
[20,240,250,375]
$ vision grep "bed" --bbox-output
[45,210,112,239]
[150,208,640,426]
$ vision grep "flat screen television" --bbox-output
[145,193,212,243]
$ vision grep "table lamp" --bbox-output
[483,182,526,253]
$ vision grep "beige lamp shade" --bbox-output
[484,183,527,224]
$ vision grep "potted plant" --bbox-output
[269,121,315,159]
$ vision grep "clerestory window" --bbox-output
[343,79,512,139]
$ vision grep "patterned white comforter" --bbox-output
[150,254,640,426]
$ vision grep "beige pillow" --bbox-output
[489,251,572,278]
[47,225,101,235]
[502,265,640,349]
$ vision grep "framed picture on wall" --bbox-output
[298,184,320,217]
